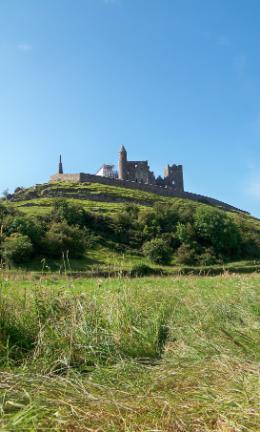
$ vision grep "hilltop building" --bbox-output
[96,164,117,179]
[117,145,184,192]
[50,147,247,215]
[54,146,184,193]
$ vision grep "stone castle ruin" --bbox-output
[50,146,247,214]
[52,145,184,193]
[117,146,184,193]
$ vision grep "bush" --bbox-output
[176,243,198,265]
[198,247,219,266]
[130,263,155,277]
[142,238,172,264]
[7,216,45,248]
[176,222,195,243]
[2,233,33,264]
[194,207,242,259]
[43,222,88,258]
[51,199,86,226]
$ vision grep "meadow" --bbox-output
[0,273,259,431]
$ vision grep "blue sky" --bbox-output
[0,0,260,217]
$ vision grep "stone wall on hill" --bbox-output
[50,172,248,214]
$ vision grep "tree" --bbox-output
[176,222,195,244]
[194,207,241,259]
[51,199,86,227]
[176,243,198,265]
[7,216,45,248]
[43,222,89,258]
[2,233,33,264]
[142,238,172,264]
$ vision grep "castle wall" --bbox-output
[50,173,81,182]
[50,172,248,214]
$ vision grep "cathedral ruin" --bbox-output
[117,146,184,192]
[53,145,184,193]
[50,146,247,214]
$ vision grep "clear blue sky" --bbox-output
[0,0,260,217]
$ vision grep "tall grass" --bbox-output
[0,274,259,430]
[0,277,172,373]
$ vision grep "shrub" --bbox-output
[130,263,155,277]
[7,216,45,248]
[176,222,195,243]
[51,199,86,226]
[43,222,88,258]
[142,238,172,264]
[2,233,33,264]
[194,207,242,259]
[138,210,161,240]
[176,243,198,265]
[198,247,219,266]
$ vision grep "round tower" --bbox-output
[118,145,127,180]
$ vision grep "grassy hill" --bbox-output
[2,181,260,274]
[7,181,260,224]
[9,181,226,214]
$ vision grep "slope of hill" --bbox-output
[1,181,260,274]
[7,181,257,215]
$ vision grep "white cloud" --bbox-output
[17,43,32,52]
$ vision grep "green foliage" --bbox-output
[142,238,172,264]
[7,216,45,248]
[176,243,198,265]
[194,207,242,258]
[2,233,33,264]
[130,263,155,276]
[198,247,218,266]
[1,182,260,267]
[51,199,86,226]
[176,222,194,243]
[43,222,89,258]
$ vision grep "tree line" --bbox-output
[0,199,259,267]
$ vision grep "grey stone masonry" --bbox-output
[118,146,184,192]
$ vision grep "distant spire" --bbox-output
[58,155,63,174]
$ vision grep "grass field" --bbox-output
[0,273,259,431]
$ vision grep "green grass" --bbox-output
[12,180,257,213]
[11,196,130,216]
[0,273,259,431]
[9,180,260,226]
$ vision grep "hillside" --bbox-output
[1,181,260,273]
[6,180,258,216]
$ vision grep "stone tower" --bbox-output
[118,145,127,180]
[164,164,184,192]
[58,155,63,174]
